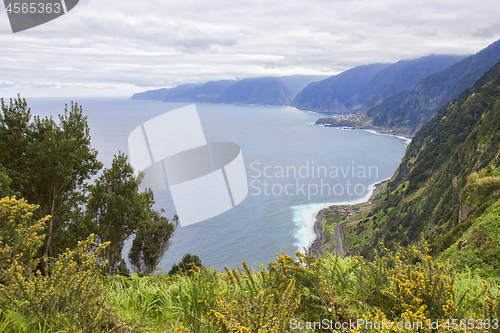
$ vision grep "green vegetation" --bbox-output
[0,97,102,267]
[1,201,499,332]
[0,96,176,331]
[129,212,178,276]
[0,96,177,276]
[168,254,203,276]
[0,171,13,199]
[44,245,500,332]
[441,169,500,279]
[0,197,115,332]
[353,62,500,263]
[84,152,175,275]
[2,57,500,331]
[324,206,351,225]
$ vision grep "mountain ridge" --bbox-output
[291,54,466,114]
[367,39,500,135]
[130,53,471,110]
[130,75,329,106]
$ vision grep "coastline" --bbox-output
[317,124,413,142]
[307,179,388,256]
[362,129,412,143]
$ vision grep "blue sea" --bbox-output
[26,97,408,271]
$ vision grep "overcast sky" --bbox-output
[1,0,500,97]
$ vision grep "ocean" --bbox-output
[26,97,408,271]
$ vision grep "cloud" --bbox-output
[1,0,500,96]
[0,80,15,88]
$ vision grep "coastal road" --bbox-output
[334,207,355,255]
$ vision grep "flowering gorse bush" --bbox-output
[0,197,116,332]
[380,243,456,319]
[0,196,47,273]
[209,279,299,332]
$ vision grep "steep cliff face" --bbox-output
[442,173,500,278]
[352,62,500,266]
[291,63,390,113]
[291,54,465,114]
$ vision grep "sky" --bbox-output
[1,0,500,97]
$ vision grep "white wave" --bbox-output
[290,179,390,252]
[363,129,412,144]
[291,202,331,253]
[395,135,412,144]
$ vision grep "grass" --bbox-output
[1,246,499,332]
[1,196,499,332]
[98,246,500,332]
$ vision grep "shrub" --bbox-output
[380,244,456,319]
[0,196,47,272]
[168,254,203,276]
[0,234,114,332]
[0,197,118,332]
[209,279,299,332]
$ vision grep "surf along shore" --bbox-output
[307,179,388,256]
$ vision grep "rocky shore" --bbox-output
[308,209,325,256]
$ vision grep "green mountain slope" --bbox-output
[440,170,500,278]
[353,62,500,264]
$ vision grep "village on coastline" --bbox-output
[315,111,413,140]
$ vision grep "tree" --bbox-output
[0,170,13,198]
[168,254,203,276]
[0,96,102,264]
[85,153,164,274]
[129,212,178,275]
[0,97,31,193]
